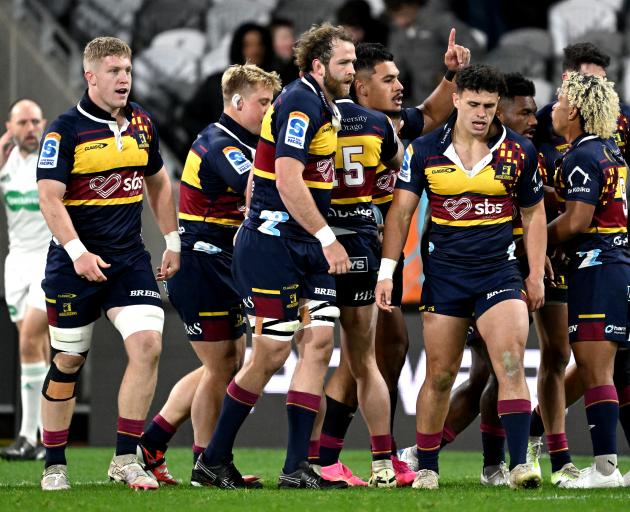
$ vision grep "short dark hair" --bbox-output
[269,17,294,31]
[294,23,354,73]
[383,0,427,10]
[455,64,505,95]
[502,72,535,99]
[354,42,394,74]
[562,42,610,72]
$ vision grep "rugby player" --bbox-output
[137,64,281,485]
[0,100,50,461]
[36,37,180,491]
[376,64,547,490]
[192,24,354,490]
[547,72,629,488]
[316,31,471,487]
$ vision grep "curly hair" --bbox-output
[561,71,619,139]
[83,37,131,71]
[455,64,505,96]
[293,23,353,73]
[221,64,282,101]
[562,42,610,72]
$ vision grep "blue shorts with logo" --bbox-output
[166,248,245,342]
[335,233,379,307]
[42,243,162,328]
[567,263,630,346]
[233,227,336,321]
[420,257,525,319]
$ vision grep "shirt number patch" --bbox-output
[223,146,252,175]
[38,132,61,168]
[285,112,309,149]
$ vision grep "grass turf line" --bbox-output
[0,449,629,511]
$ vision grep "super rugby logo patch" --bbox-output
[285,112,309,149]
[222,146,251,175]
[38,132,61,168]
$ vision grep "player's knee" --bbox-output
[113,305,164,341]
[496,350,524,379]
[129,331,162,364]
[299,300,340,329]
[43,349,88,402]
[540,345,570,375]
[429,368,458,393]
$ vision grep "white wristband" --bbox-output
[164,230,181,252]
[377,258,398,281]
[314,225,336,247]
[64,238,88,262]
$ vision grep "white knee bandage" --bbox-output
[299,300,340,329]
[248,315,300,342]
[112,305,164,340]
[49,323,95,354]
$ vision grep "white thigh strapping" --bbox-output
[111,304,164,340]
[49,323,95,353]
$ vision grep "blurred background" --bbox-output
[1,0,629,454]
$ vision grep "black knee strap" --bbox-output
[42,350,88,402]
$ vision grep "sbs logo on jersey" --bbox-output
[38,132,61,168]
[223,146,252,175]
[285,112,309,149]
[89,171,143,198]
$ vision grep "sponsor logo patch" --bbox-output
[38,132,61,168]
[223,146,252,175]
[285,112,309,149]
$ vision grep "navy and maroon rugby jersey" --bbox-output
[330,98,398,235]
[554,134,630,269]
[396,115,543,266]
[245,74,339,241]
[36,92,163,253]
[373,106,425,218]
[178,113,256,253]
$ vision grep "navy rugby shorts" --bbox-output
[166,248,245,342]
[335,233,379,307]
[42,243,161,328]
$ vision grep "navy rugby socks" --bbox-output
[116,417,144,456]
[43,428,69,468]
[416,431,441,473]
[497,399,531,469]
[319,395,357,466]
[283,391,321,474]
[203,380,259,465]
[480,423,505,467]
[585,385,618,475]
[142,413,176,452]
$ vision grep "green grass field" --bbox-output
[1,449,629,511]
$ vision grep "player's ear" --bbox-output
[452,92,459,109]
[312,58,325,78]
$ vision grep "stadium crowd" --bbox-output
[2,0,630,494]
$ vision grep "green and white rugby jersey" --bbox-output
[0,146,50,252]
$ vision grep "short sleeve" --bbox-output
[399,107,425,141]
[204,144,251,195]
[274,95,325,163]
[395,143,425,197]
[36,119,75,183]
[561,151,603,206]
[515,140,544,208]
[145,120,164,176]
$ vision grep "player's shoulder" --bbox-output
[564,135,604,167]
[337,99,391,131]
[504,126,536,153]
[275,78,323,118]
[46,106,80,138]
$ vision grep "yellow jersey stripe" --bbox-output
[252,287,280,295]
[64,195,143,206]
[431,216,512,227]
[583,227,627,234]
[578,314,605,319]
[331,195,373,204]
[178,212,241,227]
[199,311,229,317]
[304,179,333,190]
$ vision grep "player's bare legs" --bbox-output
[157,367,203,430]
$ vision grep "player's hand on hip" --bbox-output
[323,240,350,275]
[375,279,393,312]
[157,249,180,281]
[74,252,110,282]
[524,274,545,312]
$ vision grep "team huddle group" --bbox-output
[1,20,629,493]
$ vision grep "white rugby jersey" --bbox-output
[0,146,51,252]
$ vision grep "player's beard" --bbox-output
[324,71,348,99]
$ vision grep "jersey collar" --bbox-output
[77,91,132,152]
[217,113,258,149]
[301,74,341,131]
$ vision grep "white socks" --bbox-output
[18,361,47,445]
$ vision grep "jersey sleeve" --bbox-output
[515,140,544,208]
[399,107,425,141]
[36,118,75,183]
[205,143,252,195]
[145,119,164,176]
[380,115,399,164]
[273,95,324,164]
[395,142,425,197]
[561,150,603,206]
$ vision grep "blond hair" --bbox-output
[561,71,619,139]
[83,37,132,71]
[221,64,282,101]
[294,23,353,73]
